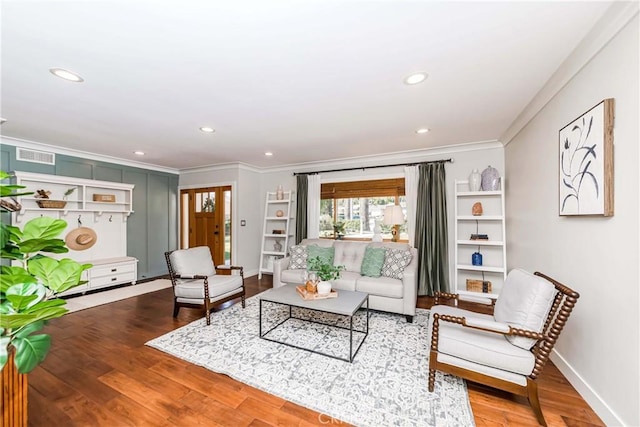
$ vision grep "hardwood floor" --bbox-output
[27,275,603,426]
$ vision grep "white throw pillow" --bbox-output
[380,248,413,280]
[289,245,308,270]
[494,269,557,350]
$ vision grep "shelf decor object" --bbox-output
[481,165,500,191]
[559,98,614,216]
[468,169,481,191]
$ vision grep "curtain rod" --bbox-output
[292,158,453,176]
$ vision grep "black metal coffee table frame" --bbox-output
[259,294,369,363]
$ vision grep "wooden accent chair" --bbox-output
[428,269,579,426]
[165,247,246,325]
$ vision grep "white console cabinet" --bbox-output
[11,171,138,296]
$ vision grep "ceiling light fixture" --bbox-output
[404,72,428,85]
[416,128,430,134]
[199,126,215,133]
[265,152,273,157]
[134,151,145,156]
[49,68,84,82]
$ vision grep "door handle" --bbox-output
[213,231,219,235]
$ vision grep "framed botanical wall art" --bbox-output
[559,98,614,216]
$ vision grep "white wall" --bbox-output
[504,14,639,427]
[184,144,504,287]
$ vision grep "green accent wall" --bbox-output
[0,144,179,280]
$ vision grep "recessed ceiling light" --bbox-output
[265,152,273,157]
[404,72,428,85]
[416,128,430,134]
[49,68,84,82]
[199,126,215,133]
[134,151,145,156]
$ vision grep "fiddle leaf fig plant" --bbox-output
[1,170,91,373]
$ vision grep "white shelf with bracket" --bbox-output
[258,190,294,279]
[453,178,507,299]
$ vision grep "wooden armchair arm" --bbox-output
[431,313,547,349]
[174,274,207,280]
[216,265,244,275]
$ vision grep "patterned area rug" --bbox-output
[146,290,475,426]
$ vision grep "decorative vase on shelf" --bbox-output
[472,202,483,216]
[481,166,500,191]
[273,239,283,252]
[276,185,284,200]
[469,169,481,192]
[472,252,483,266]
[317,281,332,295]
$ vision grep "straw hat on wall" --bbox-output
[65,227,98,251]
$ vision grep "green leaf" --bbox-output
[13,333,51,373]
[0,306,67,329]
[0,170,9,180]
[21,217,67,241]
[0,267,37,293]
[23,299,67,314]
[0,246,25,261]
[1,222,23,246]
[28,257,90,293]
[14,320,45,339]
[19,238,68,254]
[5,294,40,311]
[6,282,47,310]
[0,336,10,372]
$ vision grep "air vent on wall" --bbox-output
[17,148,55,165]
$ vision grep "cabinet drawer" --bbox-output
[90,272,137,289]
[91,263,136,278]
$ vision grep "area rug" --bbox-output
[65,279,172,313]
[146,290,475,426]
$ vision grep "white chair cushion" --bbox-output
[494,269,557,350]
[170,247,216,277]
[174,274,242,300]
[430,305,535,376]
[333,241,368,272]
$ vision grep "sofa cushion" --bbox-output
[333,241,368,272]
[356,275,403,298]
[381,248,413,279]
[494,269,557,350]
[281,268,308,284]
[331,271,360,292]
[307,245,335,268]
[170,246,216,277]
[360,247,386,277]
[289,245,308,270]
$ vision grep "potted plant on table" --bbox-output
[307,256,344,295]
[1,170,91,425]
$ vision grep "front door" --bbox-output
[180,186,232,266]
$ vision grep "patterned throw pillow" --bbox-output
[381,248,413,280]
[360,247,386,278]
[289,245,308,270]
[306,245,335,269]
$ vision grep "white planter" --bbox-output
[317,281,332,295]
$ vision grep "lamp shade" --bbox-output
[384,205,404,225]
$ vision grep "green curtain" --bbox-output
[415,162,449,296]
[295,174,308,244]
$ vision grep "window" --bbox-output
[320,178,407,241]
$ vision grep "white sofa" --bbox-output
[273,238,418,322]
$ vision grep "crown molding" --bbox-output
[501,2,639,145]
[1,136,180,175]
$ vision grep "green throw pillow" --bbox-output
[306,245,335,269]
[360,247,386,277]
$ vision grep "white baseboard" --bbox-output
[550,350,624,426]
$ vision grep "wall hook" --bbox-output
[109,215,113,222]
[78,215,82,226]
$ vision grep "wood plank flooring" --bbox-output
[27,275,604,426]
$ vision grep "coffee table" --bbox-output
[259,284,369,362]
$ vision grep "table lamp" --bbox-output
[384,205,404,242]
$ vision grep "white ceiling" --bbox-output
[0,1,612,170]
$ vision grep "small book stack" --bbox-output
[470,234,489,240]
